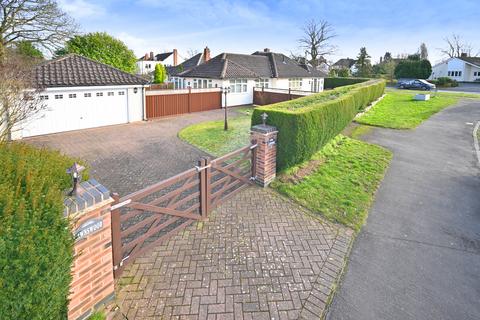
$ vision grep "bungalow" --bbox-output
[14,54,148,139]
[331,58,357,74]
[168,47,212,88]
[174,48,326,106]
[136,50,178,75]
[429,54,480,82]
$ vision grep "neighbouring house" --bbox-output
[331,58,357,74]
[429,54,480,82]
[136,49,178,75]
[13,54,148,139]
[168,47,212,88]
[175,48,327,106]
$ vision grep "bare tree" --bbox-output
[419,43,428,60]
[298,19,336,67]
[0,0,77,59]
[186,48,199,58]
[0,52,44,141]
[439,34,474,58]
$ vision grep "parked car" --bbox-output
[397,79,436,91]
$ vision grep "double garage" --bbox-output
[21,86,144,138]
[15,54,147,139]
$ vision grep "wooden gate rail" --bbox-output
[111,142,257,277]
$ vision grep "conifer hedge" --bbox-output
[324,77,369,89]
[0,143,87,319]
[252,79,385,171]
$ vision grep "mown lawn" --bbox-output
[178,107,253,156]
[356,89,477,129]
[272,135,392,231]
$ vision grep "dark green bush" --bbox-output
[394,59,432,79]
[324,77,369,89]
[252,79,385,171]
[0,143,87,319]
[432,77,458,87]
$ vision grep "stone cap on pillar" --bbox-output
[251,124,278,134]
[63,179,112,217]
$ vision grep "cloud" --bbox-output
[58,0,106,19]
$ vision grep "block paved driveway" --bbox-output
[25,109,236,196]
[115,187,353,320]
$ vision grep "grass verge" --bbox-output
[357,89,480,129]
[178,107,252,156]
[356,89,460,129]
[271,135,392,231]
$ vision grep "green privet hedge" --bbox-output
[252,79,386,171]
[0,143,87,319]
[324,77,369,89]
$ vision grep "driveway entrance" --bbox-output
[25,108,231,196]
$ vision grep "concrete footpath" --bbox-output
[327,99,480,320]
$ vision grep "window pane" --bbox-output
[230,85,235,92]
[236,84,241,92]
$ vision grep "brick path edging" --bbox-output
[299,227,353,319]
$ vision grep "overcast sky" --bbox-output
[58,0,480,65]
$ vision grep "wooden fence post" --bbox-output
[188,87,192,113]
[199,158,211,218]
[110,193,123,278]
[289,88,292,100]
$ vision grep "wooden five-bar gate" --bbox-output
[110,143,257,277]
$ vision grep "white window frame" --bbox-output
[54,94,63,99]
[39,95,49,100]
[118,91,125,96]
[255,78,270,88]
[288,78,302,90]
[96,92,103,97]
[84,93,92,98]
[229,79,248,93]
[68,93,77,99]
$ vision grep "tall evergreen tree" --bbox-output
[154,63,167,84]
[354,47,372,77]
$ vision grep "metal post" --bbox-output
[251,140,257,181]
[289,88,292,100]
[224,89,228,131]
[110,193,123,278]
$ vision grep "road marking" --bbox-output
[474,121,480,166]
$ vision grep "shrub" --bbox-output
[324,77,369,89]
[252,79,385,171]
[394,59,432,79]
[0,143,87,319]
[433,77,458,87]
[154,63,167,84]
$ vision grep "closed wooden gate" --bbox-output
[111,143,257,277]
[146,88,222,119]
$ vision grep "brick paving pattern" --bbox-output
[25,108,237,196]
[115,187,353,319]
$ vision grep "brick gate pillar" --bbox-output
[250,123,278,187]
[64,179,115,320]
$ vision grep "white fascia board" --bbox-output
[41,84,145,92]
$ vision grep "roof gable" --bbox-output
[35,54,148,88]
[458,57,480,68]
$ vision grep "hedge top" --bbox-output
[255,79,384,114]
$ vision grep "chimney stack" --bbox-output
[204,46,211,62]
[264,48,270,53]
[173,49,178,66]
[144,53,149,60]
[461,52,468,58]
[150,51,154,60]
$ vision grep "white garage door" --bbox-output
[22,89,129,138]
